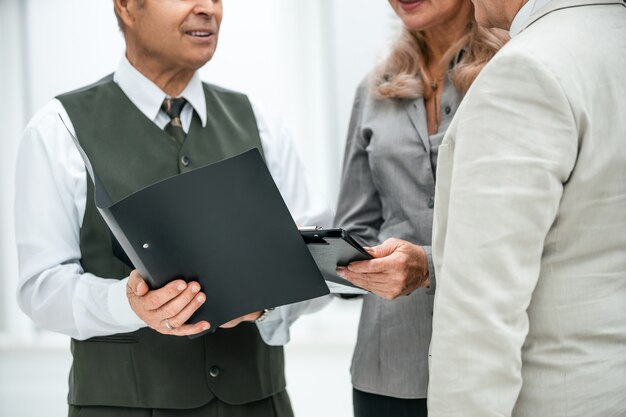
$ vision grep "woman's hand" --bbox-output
[336,238,430,300]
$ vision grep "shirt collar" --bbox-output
[113,55,207,127]
[509,0,553,37]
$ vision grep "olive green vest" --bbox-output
[57,76,285,409]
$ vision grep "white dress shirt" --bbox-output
[15,56,332,343]
[509,0,552,37]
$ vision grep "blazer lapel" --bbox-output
[519,0,625,34]
[406,99,431,158]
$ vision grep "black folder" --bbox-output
[301,228,372,294]
[62,116,330,329]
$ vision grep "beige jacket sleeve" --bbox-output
[428,49,578,416]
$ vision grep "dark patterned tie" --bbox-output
[161,97,188,145]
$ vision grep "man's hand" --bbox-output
[336,238,430,300]
[219,311,263,329]
[127,270,211,336]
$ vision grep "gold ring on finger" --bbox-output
[162,318,174,330]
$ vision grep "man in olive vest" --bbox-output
[15,1,331,416]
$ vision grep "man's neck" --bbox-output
[125,51,194,97]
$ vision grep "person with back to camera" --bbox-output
[425,0,626,415]
[334,0,507,416]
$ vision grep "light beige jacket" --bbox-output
[428,1,626,416]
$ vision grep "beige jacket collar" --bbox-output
[517,0,625,35]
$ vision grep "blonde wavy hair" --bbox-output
[372,18,509,100]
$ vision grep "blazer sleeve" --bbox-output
[428,50,578,417]
[334,79,383,247]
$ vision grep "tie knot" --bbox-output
[161,97,187,119]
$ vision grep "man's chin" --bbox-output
[186,52,217,71]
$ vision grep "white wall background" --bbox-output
[0,0,400,416]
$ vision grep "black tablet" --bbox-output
[300,228,372,293]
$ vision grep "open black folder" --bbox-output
[301,228,371,295]
[62,117,330,329]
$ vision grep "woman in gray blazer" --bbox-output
[334,1,507,416]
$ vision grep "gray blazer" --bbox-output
[335,76,461,398]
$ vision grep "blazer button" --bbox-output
[444,105,452,115]
[209,366,220,378]
[428,198,435,209]
[181,155,191,167]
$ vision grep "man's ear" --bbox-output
[114,0,136,30]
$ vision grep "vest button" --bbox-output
[209,366,220,377]
[181,155,191,167]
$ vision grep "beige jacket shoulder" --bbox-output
[428,1,626,416]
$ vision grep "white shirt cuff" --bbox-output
[256,310,290,346]
[107,277,147,328]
